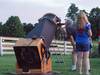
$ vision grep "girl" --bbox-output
[76,11,92,75]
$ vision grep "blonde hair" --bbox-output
[77,10,89,29]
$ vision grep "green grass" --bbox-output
[0,55,16,75]
[0,55,100,75]
[52,55,100,75]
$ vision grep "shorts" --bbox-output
[76,43,90,52]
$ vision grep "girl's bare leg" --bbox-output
[72,51,77,71]
[77,52,83,74]
[83,51,90,75]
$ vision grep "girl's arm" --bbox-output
[86,23,92,37]
[88,29,92,37]
[70,35,76,50]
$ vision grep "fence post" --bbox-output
[64,41,66,55]
[98,34,100,55]
[0,37,3,56]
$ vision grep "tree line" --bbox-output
[0,16,35,37]
[0,3,100,40]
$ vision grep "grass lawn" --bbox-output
[0,54,100,75]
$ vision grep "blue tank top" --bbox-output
[75,23,91,44]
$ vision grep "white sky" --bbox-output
[0,0,100,24]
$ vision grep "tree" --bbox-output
[89,7,100,39]
[23,23,34,35]
[55,28,65,40]
[95,13,100,56]
[0,22,3,36]
[66,3,79,21]
[3,16,25,37]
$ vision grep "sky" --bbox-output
[0,0,100,24]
